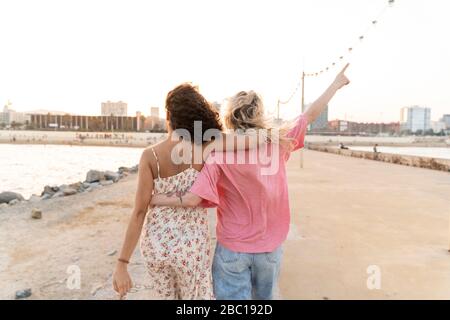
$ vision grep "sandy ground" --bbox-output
[1,150,450,300]
[282,150,450,299]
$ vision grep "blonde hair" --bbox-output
[223,91,294,150]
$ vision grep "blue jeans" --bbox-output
[212,243,283,300]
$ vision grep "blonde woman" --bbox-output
[151,65,350,299]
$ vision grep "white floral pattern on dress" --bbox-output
[140,166,214,300]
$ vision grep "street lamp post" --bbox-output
[300,71,305,169]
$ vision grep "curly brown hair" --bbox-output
[165,83,223,144]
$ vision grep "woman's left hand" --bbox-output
[332,63,351,90]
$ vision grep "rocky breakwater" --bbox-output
[0,165,138,300]
[0,165,139,210]
[308,144,450,173]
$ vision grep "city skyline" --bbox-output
[4,99,448,126]
[3,98,450,122]
[1,0,450,122]
[2,95,449,135]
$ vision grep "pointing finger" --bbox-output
[340,63,350,74]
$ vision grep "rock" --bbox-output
[87,182,101,191]
[51,191,64,198]
[107,249,117,256]
[8,199,20,206]
[85,170,106,183]
[31,208,42,219]
[41,194,52,200]
[41,185,58,197]
[15,288,32,299]
[100,180,114,186]
[130,165,139,173]
[69,182,82,190]
[62,187,77,196]
[118,166,130,174]
[0,191,24,204]
[28,195,41,203]
[82,182,91,189]
[85,181,103,192]
[105,171,120,182]
[0,203,8,209]
[120,172,129,178]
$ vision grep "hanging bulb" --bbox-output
[359,35,364,41]
[339,56,343,60]
[348,47,353,52]
[388,0,395,7]
[372,20,378,25]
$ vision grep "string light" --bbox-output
[278,0,395,106]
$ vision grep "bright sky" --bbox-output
[1,0,449,122]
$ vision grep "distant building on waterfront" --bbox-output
[441,114,450,129]
[307,104,328,132]
[0,104,10,125]
[328,120,400,135]
[150,107,159,119]
[144,117,166,132]
[145,106,165,131]
[136,111,144,132]
[431,121,446,133]
[329,120,349,133]
[28,112,142,132]
[400,106,431,133]
[0,101,31,126]
[101,101,128,116]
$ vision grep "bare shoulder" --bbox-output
[141,141,166,170]
[141,146,157,163]
[143,141,166,156]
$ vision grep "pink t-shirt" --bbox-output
[190,115,308,253]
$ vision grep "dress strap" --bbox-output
[189,148,195,169]
[151,148,161,179]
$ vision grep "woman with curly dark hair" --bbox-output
[112,83,260,300]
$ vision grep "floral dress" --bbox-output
[140,148,214,300]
